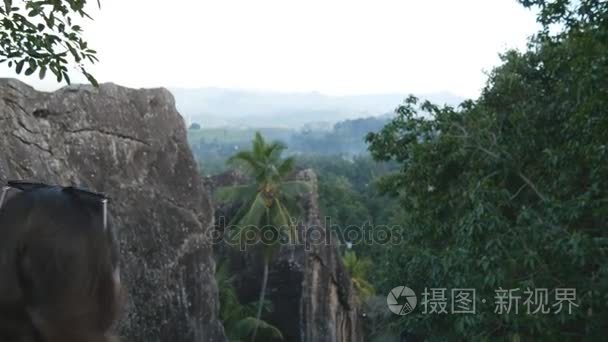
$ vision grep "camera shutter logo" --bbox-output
[387,286,417,315]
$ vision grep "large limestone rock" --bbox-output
[0,79,226,341]
[211,169,364,342]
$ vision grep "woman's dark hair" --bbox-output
[0,184,124,342]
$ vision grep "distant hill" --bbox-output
[188,115,393,174]
[171,87,465,128]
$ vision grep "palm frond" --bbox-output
[216,261,234,285]
[343,251,375,300]
[270,199,291,228]
[280,180,312,198]
[252,132,266,160]
[229,199,257,227]
[228,151,264,173]
[245,299,273,317]
[266,141,287,162]
[279,194,304,223]
[343,251,372,277]
[233,317,284,341]
[214,184,258,204]
[234,193,267,228]
[227,193,268,247]
[271,200,297,243]
[216,263,247,324]
[352,278,375,299]
[277,156,295,177]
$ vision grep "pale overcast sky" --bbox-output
[1,0,538,98]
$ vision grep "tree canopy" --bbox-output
[366,0,607,339]
[0,0,99,85]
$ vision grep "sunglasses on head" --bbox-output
[0,181,110,231]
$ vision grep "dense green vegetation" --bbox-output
[192,129,400,295]
[365,0,608,340]
[293,154,403,287]
[189,116,390,175]
[197,129,397,341]
[294,154,399,227]
[9,0,605,340]
[197,1,607,340]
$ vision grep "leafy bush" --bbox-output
[366,0,608,339]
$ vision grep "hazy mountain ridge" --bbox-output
[172,87,465,128]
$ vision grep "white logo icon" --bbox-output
[387,286,417,315]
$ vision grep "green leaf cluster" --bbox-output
[0,0,99,85]
[343,250,375,301]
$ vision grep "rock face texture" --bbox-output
[0,79,226,341]
[211,169,364,342]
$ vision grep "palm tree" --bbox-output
[216,132,309,342]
